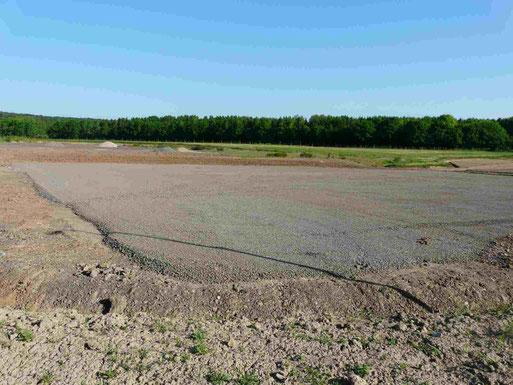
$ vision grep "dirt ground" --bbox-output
[0,144,361,169]
[1,152,513,383]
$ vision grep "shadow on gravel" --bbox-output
[63,229,435,313]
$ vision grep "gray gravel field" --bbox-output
[13,163,513,283]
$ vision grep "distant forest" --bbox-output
[1,111,512,150]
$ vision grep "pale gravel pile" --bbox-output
[99,142,118,148]
[1,306,512,384]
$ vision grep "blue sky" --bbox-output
[0,0,512,118]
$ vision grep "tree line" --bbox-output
[1,112,512,150]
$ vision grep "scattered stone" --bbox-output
[347,374,368,385]
[350,338,363,349]
[0,252,5,258]
[394,322,408,331]
[272,371,287,383]
[417,237,432,245]
[226,337,239,348]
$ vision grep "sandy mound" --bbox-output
[153,146,176,153]
[178,147,194,153]
[99,141,118,148]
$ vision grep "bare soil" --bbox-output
[0,145,361,168]
[1,164,512,320]
[1,159,513,384]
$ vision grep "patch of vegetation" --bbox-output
[152,320,172,333]
[354,364,371,377]
[190,328,207,341]
[217,147,224,152]
[300,151,314,158]
[314,333,333,347]
[411,339,442,357]
[38,371,54,384]
[500,319,513,344]
[191,341,209,355]
[235,372,261,385]
[161,351,176,362]
[191,145,204,151]
[119,361,131,372]
[97,370,118,380]
[206,371,231,384]
[138,348,148,360]
[181,353,190,362]
[106,346,118,362]
[15,326,33,342]
[303,366,331,385]
[266,151,287,157]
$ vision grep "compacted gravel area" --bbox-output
[13,163,513,283]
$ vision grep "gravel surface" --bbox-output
[13,163,513,284]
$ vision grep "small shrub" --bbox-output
[266,151,287,157]
[206,371,231,384]
[217,147,224,152]
[300,152,313,158]
[191,145,204,151]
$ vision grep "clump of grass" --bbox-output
[411,340,442,357]
[97,370,118,380]
[266,151,287,157]
[500,320,513,344]
[303,366,330,385]
[314,333,333,347]
[138,348,148,360]
[354,364,371,377]
[300,151,313,158]
[38,371,54,384]
[16,326,33,342]
[217,147,224,151]
[191,341,209,355]
[235,372,261,385]
[162,351,176,362]
[181,353,190,362]
[190,328,207,342]
[153,321,170,333]
[206,371,231,384]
